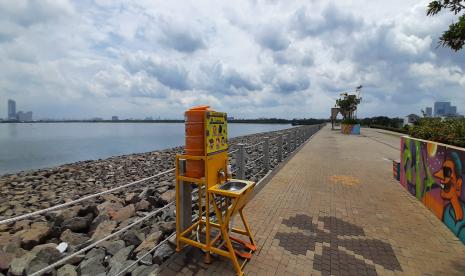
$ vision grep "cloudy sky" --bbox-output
[0,0,464,120]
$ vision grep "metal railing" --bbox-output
[0,123,325,276]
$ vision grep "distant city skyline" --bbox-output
[423,101,460,118]
[5,99,33,122]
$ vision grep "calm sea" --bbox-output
[0,123,291,175]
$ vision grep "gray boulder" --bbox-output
[84,247,105,262]
[134,200,150,211]
[0,251,14,271]
[19,222,50,249]
[107,260,137,275]
[125,193,139,204]
[63,214,93,233]
[88,213,110,235]
[152,243,174,265]
[122,230,144,247]
[159,190,175,204]
[109,245,134,268]
[60,229,88,246]
[134,231,162,253]
[104,240,126,256]
[8,252,36,276]
[57,264,77,276]
[158,222,175,235]
[78,256,106,276]
[131,264,159,276]
[25,258,53,275]
[91,221,116,241]
[112,205,135,222]
[136,250,152,266]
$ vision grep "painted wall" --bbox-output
[400,136,465,243]
[341,124,360,135]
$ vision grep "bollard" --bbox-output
[236,143,246,180]
[178,159,192,232]
[277,134,283,163]
[264,137,270,172]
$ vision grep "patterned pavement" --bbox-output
[157,126,465,276]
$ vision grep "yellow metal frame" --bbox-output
[175,154,257,276]
[175,110,257,276]
[208,181,256,275]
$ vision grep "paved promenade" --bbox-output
[159,126,465,276]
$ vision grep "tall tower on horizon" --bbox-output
[7,99,16,120]
[425,107,432,117]
[434,101,458,117]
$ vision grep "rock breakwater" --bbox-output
[0,125,316,275]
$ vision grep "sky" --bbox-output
[0,0,464,120]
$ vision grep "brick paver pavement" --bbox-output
[158,126,465,276]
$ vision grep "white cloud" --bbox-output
[0,0,464,120]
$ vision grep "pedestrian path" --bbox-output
[158,126,465,276]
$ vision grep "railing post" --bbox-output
[295,129,299,146]
[277,134,283,163]
[289,131,294,151]
[178,159,192,232]
[293,130,297,150]
[287,132,291,152]
[237,143,245,180]
[264,137,270,172]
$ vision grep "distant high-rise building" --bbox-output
[425,107,432,117]
[434,101,458,117]
[8,99,16,120]
[25,111,33,121]
[17,111,24,121]
[17,111,33,122]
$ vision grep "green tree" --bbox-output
[336,93,361,120]
[427,0,465,51]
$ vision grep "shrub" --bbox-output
[370,125,408,134]
[359,116,403,128]
[341,118,359,125]
[409,118,465,147]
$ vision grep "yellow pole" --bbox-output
[175,157,181,252]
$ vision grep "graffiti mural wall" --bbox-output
[400,136,465,243]
[341,124,360,135]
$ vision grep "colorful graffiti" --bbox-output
[341,124,360,135]
[400,136,465,243]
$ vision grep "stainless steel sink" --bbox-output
[219,181,247,191]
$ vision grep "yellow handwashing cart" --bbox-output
[175,106,256,275]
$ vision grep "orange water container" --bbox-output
[185,105,210,178]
